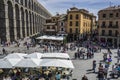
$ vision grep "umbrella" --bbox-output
[39,59,74,69]
[15,59,41,68]
[0,58,21,68]
[42,53,70,59]
[4,53,27,59]
[24,52,43,59]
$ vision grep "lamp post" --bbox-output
[118,34,120,49]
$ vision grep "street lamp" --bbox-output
[117,34,120,49]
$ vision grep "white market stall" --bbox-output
[42,53,70,59]
[39,59,74,69]
[4,53,27,59]
[24,52,43,59]
[0,59,21,68]
[14,59,41,68]
[36,35,64,41]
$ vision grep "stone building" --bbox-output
[44,14,67,36]
[57,14,67,36]
[0,0,51,43]
[67,7,96,41]
[44,14,60,35]
[98,6,120,47]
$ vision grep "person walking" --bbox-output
[92,60,96,73]
[2,48,6,54]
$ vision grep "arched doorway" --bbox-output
[8,1,15,42]
[21,7,25,37]
[25,10,29,36]
[0,0,6,43]
[15,4,21,39]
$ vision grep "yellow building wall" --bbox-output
[67,12,92,35]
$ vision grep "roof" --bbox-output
[99,6,120,12]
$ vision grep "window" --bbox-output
[69,28,72,33]
[103,14,106,18]
[109,21,113,27]
[76,21,79,26]
[101,21,106,28]
[69,21,72,26]
[115,30,118,36]
[75,28,79,33]
[108,30,112,36]
[116,21,118,27]
[70,15,73,20]
[61,28,64,31]
[102,30,105,36]
[47,26,50,29]
[61,22,64,26]
[109,13,113,18]
[116,13,119,17]
[76,14,79,19]
[52,26,55,29]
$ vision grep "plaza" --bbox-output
[0,41,119,80]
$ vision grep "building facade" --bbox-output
[44,14,59,35]
[57,14,67,36]
[67,7,96,41]
[0,0,51,43]
[98,6,120,47]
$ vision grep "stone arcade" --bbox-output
[0,0,51,42]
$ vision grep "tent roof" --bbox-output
[39,59,74,69]
[4,53,27,59]
[24,52,43,59]
[42,53,70,59]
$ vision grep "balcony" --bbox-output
[99,34,118,37]
[101,25,106,28]
[108,25,119,28]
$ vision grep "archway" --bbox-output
[8,1,15,42]
[0,0,6,43]
[25,10,29,36]
[15,4,21,39]
[21,7,25,37]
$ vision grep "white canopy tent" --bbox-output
[36,35,64,41]
[42,53,70,59]
[39,59,74,69]
[24,52,43,59]
[14,59,41,68]
[0,59,21,68]
[4,53,27,59]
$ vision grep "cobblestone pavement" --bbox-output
[0,44,119,80]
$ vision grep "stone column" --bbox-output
[31,14,33,36]
[28,13,30,36]
[19,8,23,38]
[5,4,10,42]
[24,10,27,37]
[13,6,17,40]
